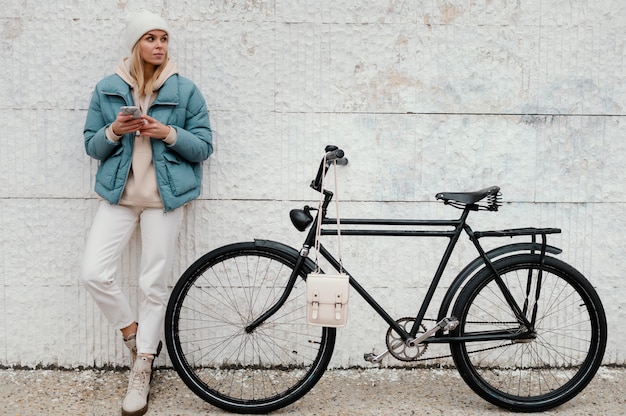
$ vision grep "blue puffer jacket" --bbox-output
[84,73,213,211]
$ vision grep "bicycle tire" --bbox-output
[165,241,336,414]
[450,254,606,412]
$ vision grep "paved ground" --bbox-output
[1,366,624,415]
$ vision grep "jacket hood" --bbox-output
[115,57,179,92]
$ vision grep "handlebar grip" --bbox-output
[325,148,346,163]
[335,157,348,166]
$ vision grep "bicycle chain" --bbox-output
[403,343,508,363]
[388,318,511,363]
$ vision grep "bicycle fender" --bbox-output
[253,239,318,271]
[436,242,562,321]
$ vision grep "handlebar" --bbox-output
[310,145,348,192]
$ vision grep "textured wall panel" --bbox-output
[0,0,624,367]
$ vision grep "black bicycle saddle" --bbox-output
[435,186,501,205]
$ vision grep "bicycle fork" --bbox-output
[244,246,310,333]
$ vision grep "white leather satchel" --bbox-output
[306,155,350,327]
[306,272,349,327]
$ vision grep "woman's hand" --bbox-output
[138,115,171,139]
[111,113,146,136]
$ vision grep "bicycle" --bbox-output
[165,145,607,414]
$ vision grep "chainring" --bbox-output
[386,317,429,362]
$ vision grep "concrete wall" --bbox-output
[0,0,624,368]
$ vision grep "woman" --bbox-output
[81,10,212,416]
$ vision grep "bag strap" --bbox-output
[314,154,343,273]
[333,159,343,271]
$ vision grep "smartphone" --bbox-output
[120,106,141,119]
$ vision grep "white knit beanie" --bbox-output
[123,10,170,52]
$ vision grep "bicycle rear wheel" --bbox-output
[450,254,606,412]
[165,241,336,414]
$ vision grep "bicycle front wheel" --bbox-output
[165,241,336,414]
[450,254,607,412]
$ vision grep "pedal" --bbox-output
[441,317,459,332]
[363,352,377,362]
[363,347,395,363]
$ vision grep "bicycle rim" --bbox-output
[451,255,606,412]
[165,242,336,414]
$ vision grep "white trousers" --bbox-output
[81,201,183,355]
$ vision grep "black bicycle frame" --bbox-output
[245,196,550,344]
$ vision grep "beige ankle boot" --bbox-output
[122,355,153,416]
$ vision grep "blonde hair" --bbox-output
[129,43,168,96]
